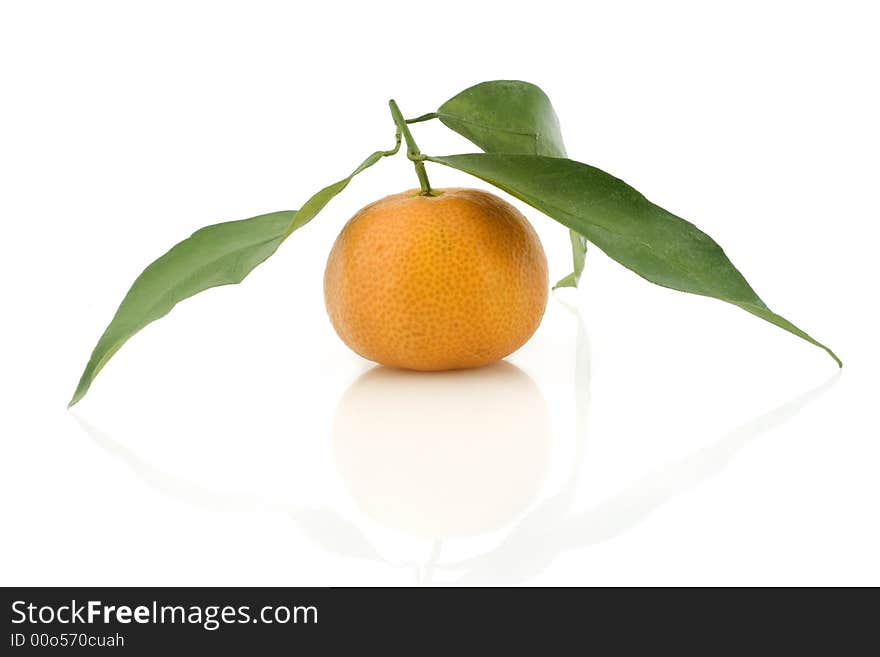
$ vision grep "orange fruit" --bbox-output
[324,188,548,370]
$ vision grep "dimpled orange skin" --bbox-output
[324,188,549,371]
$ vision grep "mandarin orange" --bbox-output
[324,188,548,370]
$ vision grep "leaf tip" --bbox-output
[828,349,843,369]
[552,274,578,291]
[68,377,89,408]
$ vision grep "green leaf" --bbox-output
[69,211,293,407]
[283,141,400,238]
[70,142,400,406]
[436,80,588,287]
[553,232,588,289]
[427,152,840,366]
[437,80,568,157]
[556,229,589,288]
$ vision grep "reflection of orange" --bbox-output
[324,188,548,370]
[333,363,551,538]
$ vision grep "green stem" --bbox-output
[405,112,438,124]
[389,99,433,195]
[383,127,402,157]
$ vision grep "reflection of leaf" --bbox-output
[560,373,840,550]
[74,415,386,564]
[429,153,841,366]
[74,414,264,511]
[436,80,588,289]
[290,509,383,562]
[444,372,838,584]
[450,491,571,586]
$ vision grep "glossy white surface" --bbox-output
[1,1,878,586]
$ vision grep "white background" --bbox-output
[1,1,878,586]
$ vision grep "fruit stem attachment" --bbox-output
[405,112,438,124]
[389,99,433,195]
